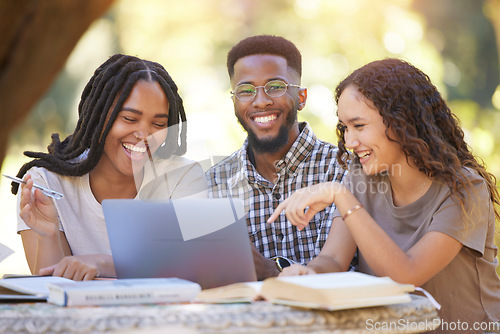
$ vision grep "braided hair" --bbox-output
[12,54,187,195]
[334,58,500,223]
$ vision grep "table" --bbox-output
[0,295,439,334]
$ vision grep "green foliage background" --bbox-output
[1,0,499,275]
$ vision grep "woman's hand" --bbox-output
[279,263,317,276]
[268,182,344,230]
[39,254,115,281]
[19,174,59,237]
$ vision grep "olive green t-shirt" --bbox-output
[342,168,500,331]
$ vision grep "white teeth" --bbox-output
[123,143,146,153]
[357,151,371,158]
[254,115,277,124]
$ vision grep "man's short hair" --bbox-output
[227,35,302,78]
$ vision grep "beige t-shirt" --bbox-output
[342,168,500,330]
[17,156,208,256]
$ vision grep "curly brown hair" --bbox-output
[334,58,500,222]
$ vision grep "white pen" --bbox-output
[2,174,64,200]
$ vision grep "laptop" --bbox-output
[102,198,257,289]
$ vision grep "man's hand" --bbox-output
[250,243,279,280]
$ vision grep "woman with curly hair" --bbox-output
[13,54,207,281]
[269,58,500,330]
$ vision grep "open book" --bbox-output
[197,272,414,311]
[0,275,71,302]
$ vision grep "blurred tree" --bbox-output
[0,0,115,170]
[485,0,500,73]
[412,0,499,108]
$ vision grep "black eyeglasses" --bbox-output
[231,80,301,101]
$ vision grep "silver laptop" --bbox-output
[102,198,257,289]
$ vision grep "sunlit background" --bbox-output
[1,0,500,276]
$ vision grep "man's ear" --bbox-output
[298,87,307,110]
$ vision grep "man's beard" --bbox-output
[237,107,298,154]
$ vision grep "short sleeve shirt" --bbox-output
[344,167,500,328]
[17,156,208,256]
[206,122,346,264]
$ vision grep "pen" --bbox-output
[1,274,51,279]
[2,174,64,200]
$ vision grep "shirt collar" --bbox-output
[228,122,316,188]
[277,122,316,175]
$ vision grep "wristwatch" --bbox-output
[271,256,295,272]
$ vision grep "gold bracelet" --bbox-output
[342,204,363,221]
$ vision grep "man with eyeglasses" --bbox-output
[207,35,347,279]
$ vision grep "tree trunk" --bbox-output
[0,0,115,171]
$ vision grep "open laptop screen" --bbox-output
[102,198,256,289]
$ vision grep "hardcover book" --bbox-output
[47,277,201,306]
[197,272,414,311]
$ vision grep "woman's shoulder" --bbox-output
[26,166,87,191]
[25,150,89,180]
[461,166,491,200]
[26,166,60,181]
[462,166,486,182]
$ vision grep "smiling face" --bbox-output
[231,54,306,154]
[97,80,169,179]
[337,85,406,176]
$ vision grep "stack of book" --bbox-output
[0,276,201,306]
[0,272,415,310]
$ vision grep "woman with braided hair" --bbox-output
[269,58,500,331]
[13,54,207,280]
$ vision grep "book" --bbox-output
[197,272,414,311]
[47,277,202,306]
[0,275,73,302]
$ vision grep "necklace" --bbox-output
[419,176,429,199]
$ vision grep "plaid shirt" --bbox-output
[207,122,346,264]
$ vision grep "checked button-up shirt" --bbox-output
[207,122,347,265]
